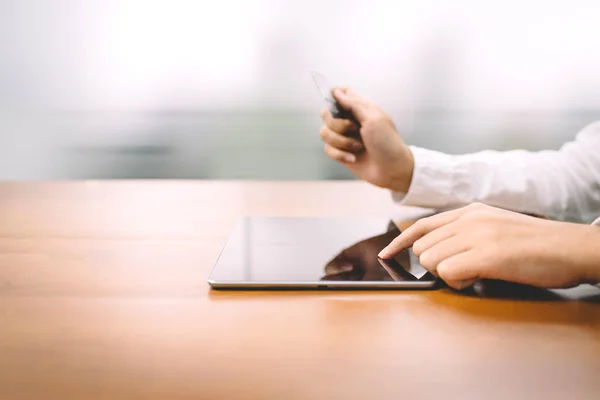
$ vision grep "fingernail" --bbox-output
[339,265,353,272]
[343,153,356,163]
[378,247,390,258]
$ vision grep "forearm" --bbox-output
[395,123,600,223]
[396,147,574,218]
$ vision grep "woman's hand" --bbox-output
[379,203,600,290]
[319,88,414,193]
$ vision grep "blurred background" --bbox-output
[0,0,599,180]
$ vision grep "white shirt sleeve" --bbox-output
[394,122,600,223]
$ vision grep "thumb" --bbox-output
[333,88,368,123]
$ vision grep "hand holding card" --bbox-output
[313,74,415,194]
[310,71,353,120]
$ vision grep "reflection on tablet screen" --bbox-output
[320,229,432,282]
[209,217,435,284]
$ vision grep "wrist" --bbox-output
[582,226,600,284]
[557,223,600,285]
[387,146,415,193]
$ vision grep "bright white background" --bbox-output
[0,0,599,178]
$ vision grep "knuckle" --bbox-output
[325,146,343,162]
[461,212,479,223]
[462,209,490,223]
[412,219,425,231]
[418,250,436,269]
[337,141,351,151]
[445,279,466,290]
[413,216,432,231]
[320,108,329,120]
[341,120,355,132]
[340,138,356,151]
[328,134,352,151]
[468,202,488,211]
[412,238,426,256]
[436,260,454,280]
[327,152,341,162]
[466,202,482,210]
[331,133,345,146]
[319,126,329,140]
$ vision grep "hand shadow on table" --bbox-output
[424,281,600,326]
[446,279,600,303]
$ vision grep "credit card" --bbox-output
[310,71,351,119]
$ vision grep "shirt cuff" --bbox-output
[392,146,458,209]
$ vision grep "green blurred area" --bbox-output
[1,108,599,180]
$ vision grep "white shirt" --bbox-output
[394,121,600,226]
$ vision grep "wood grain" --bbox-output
[0,181,598,400]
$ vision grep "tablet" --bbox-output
[208,217,438,289]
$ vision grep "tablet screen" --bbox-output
[209,217,433,284]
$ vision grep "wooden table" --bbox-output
[0,181,599,400]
